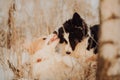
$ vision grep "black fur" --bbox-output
[87,24,99,54]
[54,12,99,54]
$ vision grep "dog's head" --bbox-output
[55,12,88,54]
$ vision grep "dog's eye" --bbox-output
[43,38,46,40]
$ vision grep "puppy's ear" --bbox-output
[72,12,82,26]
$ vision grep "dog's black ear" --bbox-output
[72,12,82,26]
[73,12,80,19]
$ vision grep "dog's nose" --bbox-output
[66,51,71,54]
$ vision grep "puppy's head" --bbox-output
[25,33,59,55]
[24,36,46,55]
[55,12,88,54]
[44,33,59,49]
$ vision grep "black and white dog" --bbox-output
[54,12,99,55]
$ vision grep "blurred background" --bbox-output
[0,0,120,80]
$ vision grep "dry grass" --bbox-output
[0,0,99,80]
